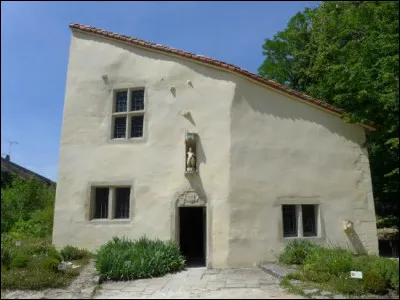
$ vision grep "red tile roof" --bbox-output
[69,24,375,130]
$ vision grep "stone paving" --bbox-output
[94,267,305,299]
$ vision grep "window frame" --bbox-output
[110,87,146,141]
[89,185,132,222]
[282,204,319,238]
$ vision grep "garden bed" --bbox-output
[278,240,399,298]
[1,237,92,290]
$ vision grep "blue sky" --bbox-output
[1,1,318,182]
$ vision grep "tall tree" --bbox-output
[258,7,317,92]
[258,1,399,220]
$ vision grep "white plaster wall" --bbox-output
[227,77,378,266]
[53,30,378,269]
[53,31,233,268]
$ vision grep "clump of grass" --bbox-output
[96,236,185,282]
[279,239,322,265]
[61,245,92,261]
[303,246,353,276]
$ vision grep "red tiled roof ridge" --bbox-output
[69,23,375,130]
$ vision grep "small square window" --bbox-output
[94,188,108,219]
[282,205,297,237]
[115,188,130,219]
[131,116,144,138]
[131,90,144,111]
[114,117,126,138]
[302,205,317,237]
[115,91,127,112]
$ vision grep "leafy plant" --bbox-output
[10,254,29,269]
[303,246,353,276]
[279,239,322,265]
[332,276,364,295]
[96,236,185,281]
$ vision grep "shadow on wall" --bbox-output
[183,112,196,126]
[344,227,367,255]
[230,79,366,147]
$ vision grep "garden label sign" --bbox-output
[350,271,363,279]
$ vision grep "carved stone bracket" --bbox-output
[176,190,206,207]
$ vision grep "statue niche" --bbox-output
[185,131,198,174]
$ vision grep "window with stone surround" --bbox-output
[90,186,131,220]
[282,204,318,237]
[111,89,145,139]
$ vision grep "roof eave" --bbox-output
[69,24,377,132]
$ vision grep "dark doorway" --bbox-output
[179,207,206,267]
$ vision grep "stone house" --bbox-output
[53,24,378,268]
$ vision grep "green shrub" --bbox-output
[42,257,61,272]
[10,254,29,269]
[47,247,63,262]
[302,269,332,283]
[279,240,322,265]
[363,269,387,294]
[96,236,185,281]
[353,255,399,291]
[332,276,364,295]
[303,246,353,276]
[1,247,11,269]
[374,257,399,289]
[391,270,399,293]
[61,245,92,261]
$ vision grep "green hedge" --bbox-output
[96,236,185,281]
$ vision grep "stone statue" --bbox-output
[186,147,196,171]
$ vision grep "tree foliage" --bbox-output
[258,1,399,220]
[1,177,56,235]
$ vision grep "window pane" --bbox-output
[115,91,127,112]
[114,117,126,138]
[302,205,317,237]
[282,205,297,237]
[131,90,144,111]
[115,187,130,219]
[94,188,108,219]
[131,115,144,138]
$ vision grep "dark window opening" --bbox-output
[302,205,317,237]
[282,205,297,237]
[94,188,108,219]
[114,117,126,138]
[131,90,144,111]
[115,91,128,112]
[115,187,130,219]
[131,115,144,138]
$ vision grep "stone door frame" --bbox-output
[173,190,210,267]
